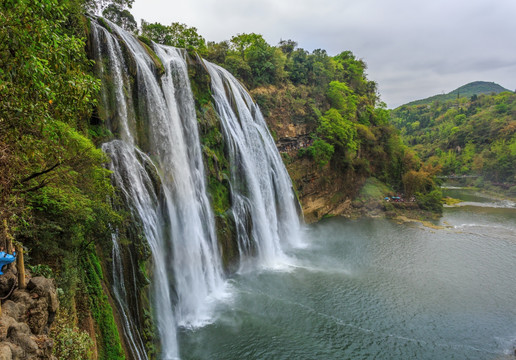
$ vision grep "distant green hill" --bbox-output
[390,90,516,186]
[404,81,511,107]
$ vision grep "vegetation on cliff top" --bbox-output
[201,34,441,215]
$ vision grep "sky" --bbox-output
[130,0,516,108]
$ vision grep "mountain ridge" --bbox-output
[401,81,512,107]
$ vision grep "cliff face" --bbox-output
[253,86,365,223]
[0,268,58,360]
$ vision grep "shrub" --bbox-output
[416,189,443,213]
[52,309,94,360]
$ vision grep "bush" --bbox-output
[52,309,93,360]
[27,264,54,278]
[416,189,443,213]
[308,139,334,167]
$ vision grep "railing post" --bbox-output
[16,244,25,290]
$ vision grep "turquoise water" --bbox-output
[179,190,516,359]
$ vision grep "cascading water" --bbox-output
[91,17,302,359]
[205,62,302,269]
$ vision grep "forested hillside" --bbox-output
[391,90,516,192]
[1,0,131,358]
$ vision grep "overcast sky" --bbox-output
[131,0,516,108]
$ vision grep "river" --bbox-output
[178,188,516,359]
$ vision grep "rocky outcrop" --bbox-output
[0,269,58,360]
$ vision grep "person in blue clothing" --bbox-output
[0,247,16,275]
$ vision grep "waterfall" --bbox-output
[205,62,302,269]
[91,17,301,359]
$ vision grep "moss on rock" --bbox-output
[188,55,240,270]
[81,250,125,360]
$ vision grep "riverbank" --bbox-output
[299,177,442,224]
[343,177,441,221]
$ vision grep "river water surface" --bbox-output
[179,188,516,359]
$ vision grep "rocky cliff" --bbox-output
[0,267,58,360]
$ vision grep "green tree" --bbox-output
[308,139,334,167]
[228,33,285,87]
[141,20,206,51]
[327,81,357,120]
[318,108,357,151]
[102,4,137,32]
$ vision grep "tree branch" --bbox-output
[20,162,61,183]
[14,180,49,194]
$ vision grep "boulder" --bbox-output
[5,341,26,360]
[2,302,21,323]
[0,316,17,342]
[0,275,59,359]
[33,336,53,359]
[26,278,58,313]
[7,322,38,357]
[0,342,12,360]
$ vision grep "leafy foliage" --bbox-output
[392,91,516,185]
[416,189,443,214]
[141,20,206,51]
[0,0,118,240]
[308,139,334,167]
[102,4,137,32]
[82,250,125,359]
[1,0,125,357]
[51,308,94,360]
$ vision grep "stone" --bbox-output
[10,291,33,317]
[7,322,31,338]
[0,342,12,360]
[26,278,58,313]
[0,316,17,342]
[27,299,48,335]
[34,336,53,358]
[0,272,17,300]
[2,302,21,322]
[7,322,38,357]
[5,342,24,360]
[0,275,58,359]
